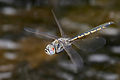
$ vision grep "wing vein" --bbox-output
[51,10,65,37]
[24,27,58,39]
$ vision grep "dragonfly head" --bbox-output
[45,44,55,55]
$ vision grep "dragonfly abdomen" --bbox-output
[70,22,114,42]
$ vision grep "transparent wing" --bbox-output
[24,27,58,39]
[62,44,84,71]
[72,37,106,52]
[51,10,65,37]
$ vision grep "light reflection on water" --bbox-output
[0,72,12,80]
[88,54,110,62]
[111,46,120,54]
[0,1,120,80]
[0,39,20,49]
[1,7,17,15]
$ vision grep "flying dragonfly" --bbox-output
[24,10,114,71]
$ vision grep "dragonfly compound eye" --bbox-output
[45,44,55,55]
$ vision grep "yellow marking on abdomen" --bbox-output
[97,27,102,31]
[78,34,84,38]
[90,29,97,33]
[84,32,90,36]
[72,37,77,41]
[102,26,107,29]
[70,22,114,42]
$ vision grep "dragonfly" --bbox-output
[24,10,114,71]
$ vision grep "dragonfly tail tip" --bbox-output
[109,21,114,25]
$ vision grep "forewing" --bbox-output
[63,44,84,71]
[24,27,58,39]
[72,37,106,52]
[51,10,66,37]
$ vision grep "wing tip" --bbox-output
[24,27,28,31]
[24,27,31,33]
[24,27,35,33]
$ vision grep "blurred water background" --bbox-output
[0,0,120,80]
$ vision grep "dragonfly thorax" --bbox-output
[45,38,71,55]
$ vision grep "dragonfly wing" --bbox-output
[51,10,66,37]
[24,27,58,39]
[72,37,106,52]
[62,44,84,71]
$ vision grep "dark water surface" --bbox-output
[0,0,120,80]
